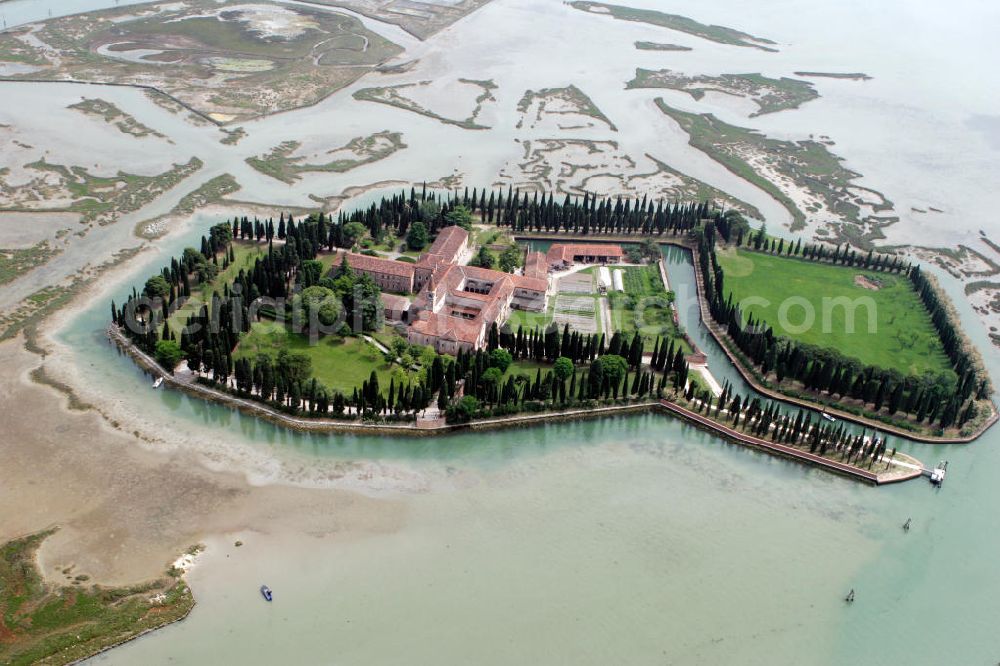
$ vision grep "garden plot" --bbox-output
[556,271,594,294]
[553,294,599,333]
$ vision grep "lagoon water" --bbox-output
[75,212,1000,666]
[4,0,999,663]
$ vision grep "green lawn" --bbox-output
[504,359,551,380]
[316,250,342,273]
[505,299,556,331]
[716,247,953,376]
[205,242,266,294]
[370,327,406,351]
[234,321,403,394]
[360,234,401,254]
[578,263,664,294]
[473,227,510,247]
[609,290,688,351]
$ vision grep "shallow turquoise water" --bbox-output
[66,208,1000,665]
[89,404,1000,665]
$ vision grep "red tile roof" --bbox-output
[381,293,411,310]
[338,252,415,278]
[427,225,468,258]
[448,304,482,317]
[524,251,547,279]
[450,290,493,302]
[546,243,624,264]
[511,275,548,293]
[410,311,483,345]
[319,227,547,350]
[416,225,469,269]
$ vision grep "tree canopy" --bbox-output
[276,349,312,386]
[341,221,367,248]
[473,245,494,269]
[143,275,170,299]
[331,271,384,332]
[447,395,479,423]
[406,221,429,251]
[499,245,520,273]
[154,339,184,371]
[294,285,343,330]
[298,259,325,288]
[600,354,628,384]
[444,204,473,230]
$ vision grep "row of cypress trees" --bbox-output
[226,186,719,249]
[686,381,893,470]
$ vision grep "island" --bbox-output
[105,187,984,488]
[654,99,897,243]
[627,70,819,117]
[0,529,195,665]
[0,1,403,122]
[569,1,778,51]
[634,41,693,52]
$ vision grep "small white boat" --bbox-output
[260,585,273,602]
[930,461,947,486]
[152,377,164,389]
[821,410,836,423]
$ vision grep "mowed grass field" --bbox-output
[234,321,398,394]
[716,248,953,376]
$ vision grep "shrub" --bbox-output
[154,339,184,371]
[489,348,513,372]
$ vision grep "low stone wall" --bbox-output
[657,400,922,485]
[465,402,657,432]
[108,325,925,484]
[109,325,655,437]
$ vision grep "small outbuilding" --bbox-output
[381,293,411,322]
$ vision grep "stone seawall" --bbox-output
[657,400,922,485]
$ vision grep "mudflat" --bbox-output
[0,338,405,587]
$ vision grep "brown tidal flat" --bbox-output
[0,338,405,588]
